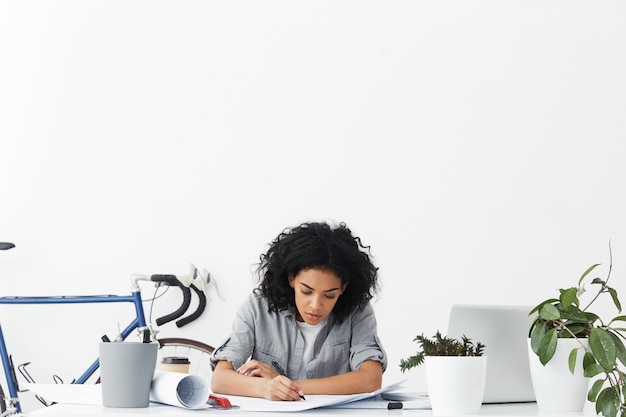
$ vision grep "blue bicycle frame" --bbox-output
[0,241,205,415]
[0,291,147,413]
[0,272,202,414]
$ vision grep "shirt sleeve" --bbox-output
[349,302,388,372]
[210,294,257,371]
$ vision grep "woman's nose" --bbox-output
[309,294,322,310]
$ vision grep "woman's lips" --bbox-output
[306,313,321,321]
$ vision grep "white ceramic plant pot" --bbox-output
[425,356,487,415]
[527,338,590,412]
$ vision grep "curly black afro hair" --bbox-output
[254,221,379,323]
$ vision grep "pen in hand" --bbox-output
[271,360,306,400]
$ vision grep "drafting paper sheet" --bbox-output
[224,378,408,412]
[25,377,407,411]
[22,382,101,406]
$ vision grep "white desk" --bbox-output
[28,402,595,417]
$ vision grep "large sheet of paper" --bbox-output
[224,378,409,412]
[22,382,101,406]
[25,376,409,412]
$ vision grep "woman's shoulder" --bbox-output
[239,291,269,310]
[236,292,291,325]
[346,301,377,321]
[238,291,283,317]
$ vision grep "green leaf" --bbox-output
[568,348,579,374]
[538,329,558,365]
[596,386,619,417]
[608,331,626,367]
[608,287,622,313]
[529,322,546,354]
[583,351,596,368]
[584,362,605,378]
[566,324,589,337]
[610,315,626,322]
[561,305,588,322]
[590,328,617,371]
[560,287,579,308]
[529,299,559,316]
[588,378,605,402]
[579,263,601,286]
[539,304,561,321]
[585,311,601,324]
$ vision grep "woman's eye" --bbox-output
[324,295,336,300]
[301,290,312,295]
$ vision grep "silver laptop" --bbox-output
[447,304,536,404]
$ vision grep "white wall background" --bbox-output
[1,0,625,412]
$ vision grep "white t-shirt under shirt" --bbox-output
[295,319,325,379]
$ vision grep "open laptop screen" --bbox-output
[447,304,536,404]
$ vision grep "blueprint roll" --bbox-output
[150,370,209,409]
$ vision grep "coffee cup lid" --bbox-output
[161,356,190,364]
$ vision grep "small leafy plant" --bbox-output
[399,331,486,372]
[529,244,626,417]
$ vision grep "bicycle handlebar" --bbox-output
[176,283,207,328]
[149,273,207,328]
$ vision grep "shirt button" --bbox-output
[307,372,313,378]
[314,352,319,358]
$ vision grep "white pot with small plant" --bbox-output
[529,243,626,417]
[400,331,487,415]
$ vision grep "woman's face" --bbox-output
[289,268,347,326]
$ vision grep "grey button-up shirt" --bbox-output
[210,293,387,379]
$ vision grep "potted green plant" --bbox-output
[400,331,486,415]
[529,245,626,417]
[399,331,486,370]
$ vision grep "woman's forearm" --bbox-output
[212,360,305,401]
[297,360,383,395]
[211,361,267,398]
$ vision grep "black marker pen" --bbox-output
[271,360,306,400]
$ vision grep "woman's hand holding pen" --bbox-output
[236,359,305,401]
[265,375,305,401]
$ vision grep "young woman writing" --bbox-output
[210,221,386,401]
